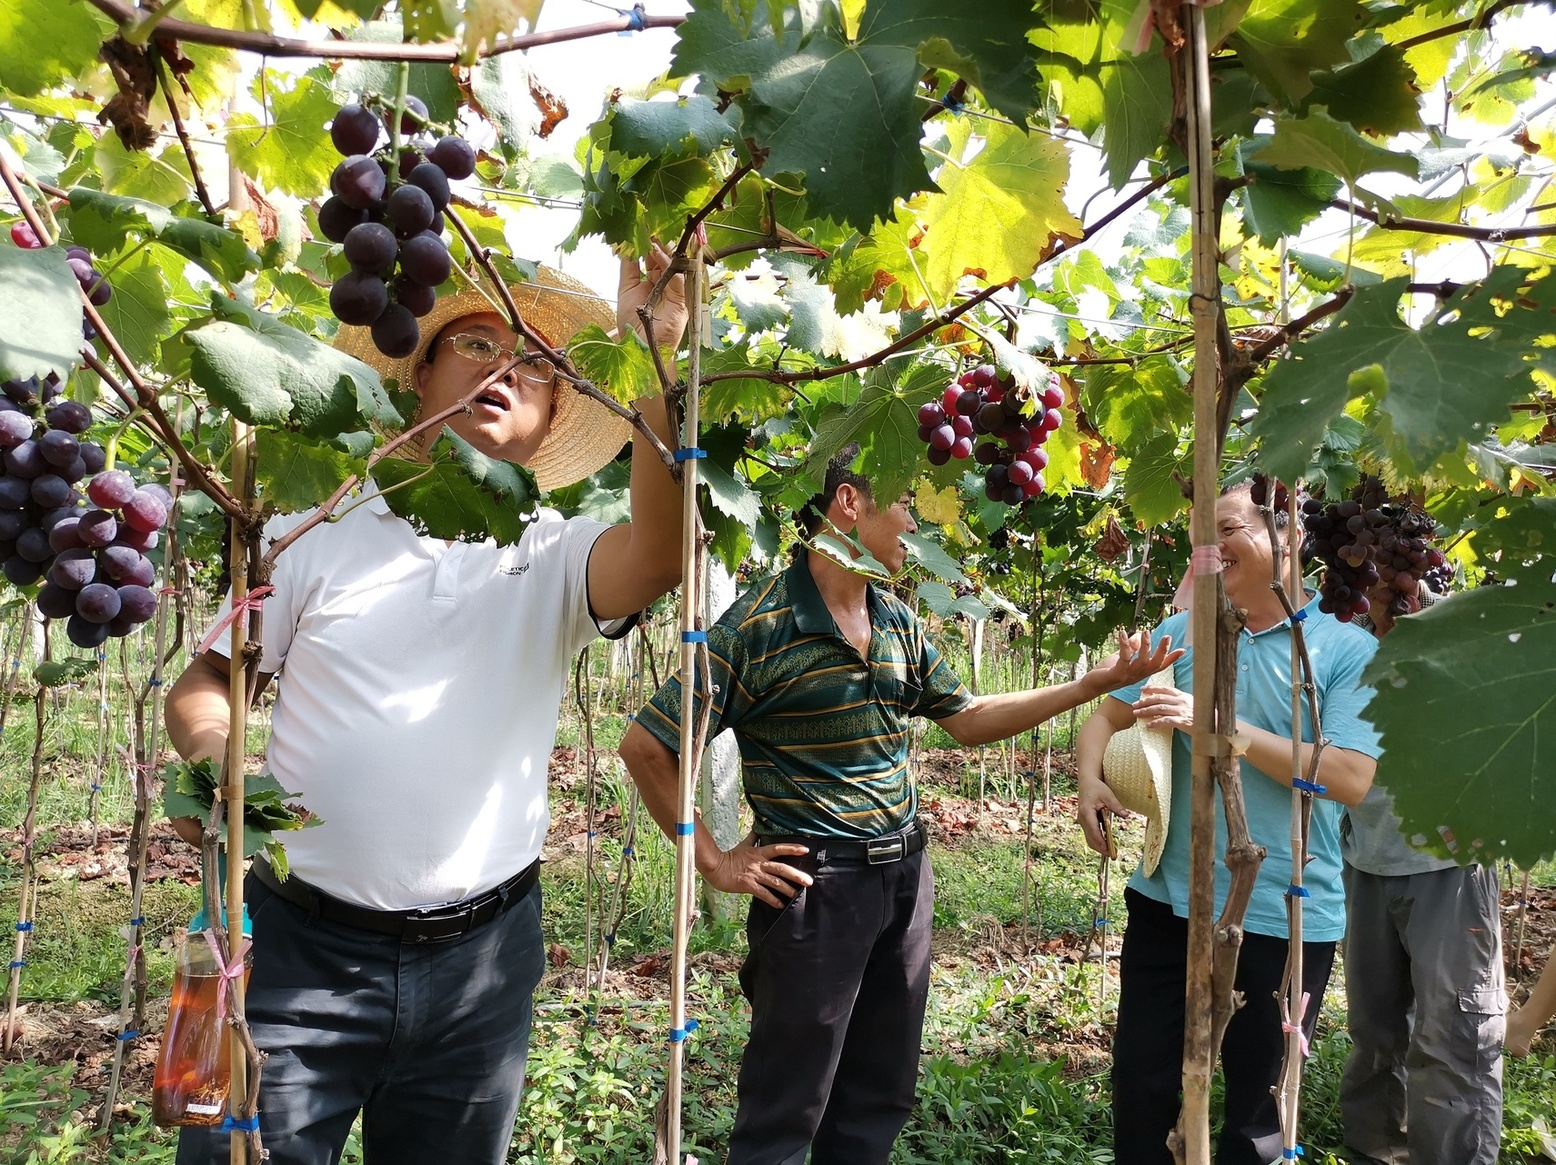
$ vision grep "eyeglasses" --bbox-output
[442,333,557,381]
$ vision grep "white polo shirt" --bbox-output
[206,493,623,910]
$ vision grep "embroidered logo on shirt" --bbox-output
[500,563,531,577]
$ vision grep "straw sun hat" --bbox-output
[1101,667,1177,875]
[332,266,633,491]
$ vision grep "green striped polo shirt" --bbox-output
[636,550,973,840]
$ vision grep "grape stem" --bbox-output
[149,45,218,219]
[387,63,410,188]
[82,0,685,62]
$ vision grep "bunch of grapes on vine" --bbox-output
[0,375,168,649]
[1300,475,1448,622]
[319,95,476,358]
[917,364,1064,506]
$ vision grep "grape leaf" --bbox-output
[93,136,195,207]
[803,361,945,502]
[0,243,84,384]
[256,429,366,513]
[34,657,98,688]
[567,323,660,404]
[403,0,460,43]
[1121,432,1190,526]
[91,249,171,369]
[227,71,343,198]
[66,189,260,283]
[1237,145,1343,245]
[335,32,463,124]
[1099,39,1173,187]
[1364,578,1556,867]
[370,431,540,545]
[1229,0,1362,104]
[1303,45,1424,136]
[900,530,968,584]
[918,579,989,621]
[670,0,797,94]
[1250,271,1555,481]
[609,95,740,159]
[700,457,760,530]
[0,0,111,98]
[469,55,550,147]
[463,0,545,59]
[1079,359,1190,449]
[1251,108,1420,190]
[186,300,401,438]
[915,118,1082,303]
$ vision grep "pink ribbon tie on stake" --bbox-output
[1190,545,1225,575]
[195,586,274,656]
[200,929,250,1023]
[1281,991,1312,1059]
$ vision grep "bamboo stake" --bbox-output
[1177,6,1221,1162]
[4,622,48,1053]
[664,245,707,1165]
[225,421,254,1165]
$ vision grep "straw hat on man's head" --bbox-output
[333,266,632,491]
[1101,667,1177,875]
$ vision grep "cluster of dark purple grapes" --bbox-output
[1247,473,1288,513]
[9,224,112,339]
[1301,476,1447,622]
[319,96,476,359]
[916,364,1064,505]
[0,377,169,648]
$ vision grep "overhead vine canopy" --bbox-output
[0,0,1553,860]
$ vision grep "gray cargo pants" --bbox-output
[1340,863,1505,1165]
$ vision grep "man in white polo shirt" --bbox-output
[165,258,686,1165]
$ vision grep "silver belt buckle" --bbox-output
[866,834,906,864]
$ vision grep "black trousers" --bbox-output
[1113,888,1336,1165]
[727,849,934,1165]
[176,871,545,1165]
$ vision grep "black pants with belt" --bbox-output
[175,871,545,1165]
[727,847,934,1165]
[1112,888,1337,1165]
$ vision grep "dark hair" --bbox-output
[799,443,872,537]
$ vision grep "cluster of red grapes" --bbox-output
[916,364,1064,505]
[9,224,113,339]
[1301,476,1447,622]
[319,96,476,359]
[1247,473,1288,513]
[0,376,169,649]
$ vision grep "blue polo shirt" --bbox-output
[1114,594,1381,941]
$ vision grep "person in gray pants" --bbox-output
[1340,587,1506,1165]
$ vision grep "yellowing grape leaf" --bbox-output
[914,482,962,526]
[1229,0,1362,103]
[227,72,343,198]
[463,0,545,59]
[915,119,1081,303]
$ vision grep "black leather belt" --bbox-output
[758,821,927,866]
[251,858,539,944]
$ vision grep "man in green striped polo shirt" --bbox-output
[620,446,1180,1165]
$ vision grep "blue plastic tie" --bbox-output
[620,3,647,32]
[1282,1149,1304,1159]
[675,822,695,836]
[1287,885,1310,899]
[97,653,106,662]
[625,712,636,722]
[942,92,964,116]
[670,1018,700,1043]
[587,831,597,838]
[682,630,708,643]
[130,917,144,927]
[621,846,634,857]
[148,678,163,687]
[8,960,25,969]
[15,922,32,933]
[117,1029,139,1041]
[1291,609,1308,623]
[605,933,616,945]
[91,783,101,792]
[673,447,707,462]
[1292,778,1326,795]
[221,1115,260,1133]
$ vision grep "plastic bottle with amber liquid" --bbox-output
[152,910,251,1128]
